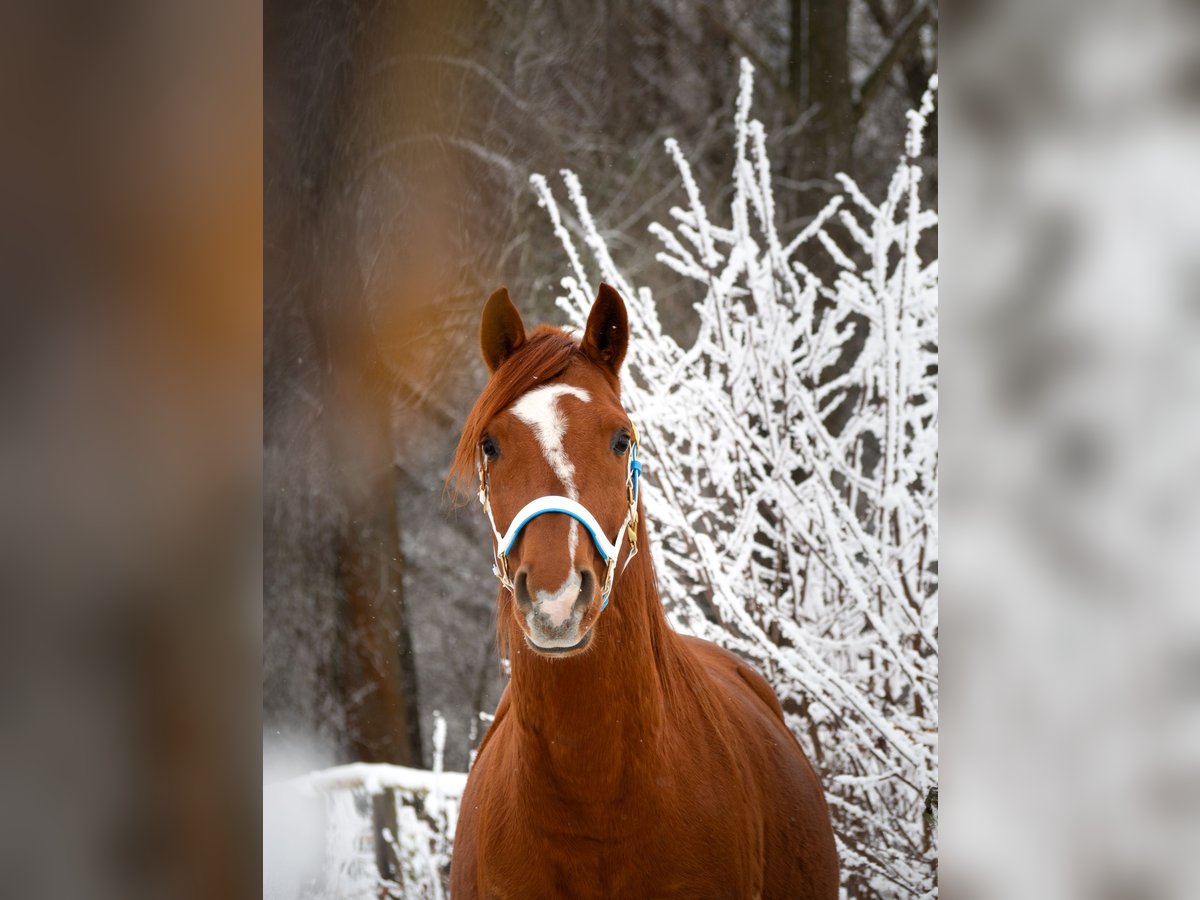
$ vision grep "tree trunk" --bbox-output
[334,433,423,766]
[789,0,854,180]
[322,222,424,767]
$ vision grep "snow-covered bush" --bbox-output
[533,61,938,897]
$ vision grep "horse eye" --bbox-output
[481,436,500,461]
[611,430,631,455]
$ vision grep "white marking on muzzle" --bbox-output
[534,569,582,629]
[510,384,591,561]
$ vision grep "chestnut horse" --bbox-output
[448,284,838,899]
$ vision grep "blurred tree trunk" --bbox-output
[318,205,424,768]
[789,0,853,180]
[265,0,424,768]
[332,397,423,767]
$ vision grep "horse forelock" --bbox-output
[447,326,585,504]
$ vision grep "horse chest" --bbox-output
[481,825,751,899]
[476,771,758,899]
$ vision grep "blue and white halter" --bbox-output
[477,424,642,610]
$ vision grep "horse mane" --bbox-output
[446,325,584,504]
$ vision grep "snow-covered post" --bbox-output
[432,710,447,776]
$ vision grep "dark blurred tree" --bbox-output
[265,0,424,767]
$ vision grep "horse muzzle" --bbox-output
[515,566,597,653]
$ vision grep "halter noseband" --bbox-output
[477,424,642,610]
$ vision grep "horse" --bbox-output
[448,283,839,899]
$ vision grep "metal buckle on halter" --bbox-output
[601,557,617,601]
[494,553,514,592]
[623,427,641,569]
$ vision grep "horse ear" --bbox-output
[582,283,628,376]
[480,287,526,373]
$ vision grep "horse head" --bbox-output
[452,284,640,658]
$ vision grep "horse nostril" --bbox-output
[578,569,595,607]
[514,569,533,612]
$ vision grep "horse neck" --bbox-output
[505,532,675,786]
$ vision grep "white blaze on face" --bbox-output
[510,383,590,626]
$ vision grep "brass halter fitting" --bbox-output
[623,422,641,569]
[477,452,515,593]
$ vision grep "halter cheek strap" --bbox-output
[478,429,642,610]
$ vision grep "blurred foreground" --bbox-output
[943,0,1200,897]
[0,1,261,898]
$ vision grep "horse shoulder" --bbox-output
[678,634,786,723]
[677,634,839,898]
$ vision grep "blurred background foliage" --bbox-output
[264,0,938,773]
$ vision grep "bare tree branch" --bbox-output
[700,6,800,119]
[862,0,894,33]
[854,0,932,119]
